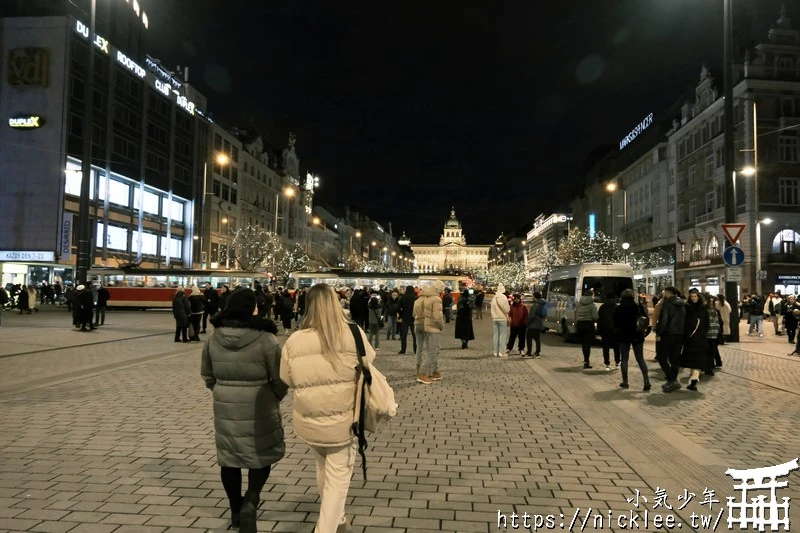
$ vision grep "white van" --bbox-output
[543,262,634,339]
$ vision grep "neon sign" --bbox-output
[72,19,201,117]
[8,115,44,129]
[619,113,654,150]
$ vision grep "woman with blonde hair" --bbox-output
[280,283,375,533]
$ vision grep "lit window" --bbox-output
[134,188,160,215]
[140,232,157,255]
[160,237,183,259]
[170,200,184,223]
[707,235,720,257]
[96,223,128,251]
[98,178,130,207]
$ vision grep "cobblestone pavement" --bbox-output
[0,311,798,532]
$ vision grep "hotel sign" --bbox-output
[8,115,44,129]
[619,113,654,150]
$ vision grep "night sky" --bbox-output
[147,0,781,244]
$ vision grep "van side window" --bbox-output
[547,278,577,299]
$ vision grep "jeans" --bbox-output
[656,334,683,382]
[418,331,440,375]
[399,320,417,353]
[600,329,619,365]
[94,305,106,326]
[708,338,721,367]
[492,320,507,355]
[368,323,380,348]
[310,441,356,533]
[526,329,541,355]
[506,326,525,351]
[386,316,397,339]
[619,342,649,384]
[772,315,782,334]
[748,315,764,335]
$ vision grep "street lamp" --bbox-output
[199,152,230,267]
[350,230,362,255]
[606,181,627,241]
[755,217,772,294]
[275,187,295,237]
[622,242,631,264]
[221,217,231,269]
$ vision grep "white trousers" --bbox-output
[311,440,356,533]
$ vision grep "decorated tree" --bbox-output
[628,247,675,271]
[343,252,367,271]
[487,261,528,291]
[274,242,309,283]
[230,226,283,271]
[362,260,391,273]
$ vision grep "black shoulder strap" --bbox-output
[348,323,370,480]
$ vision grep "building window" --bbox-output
[715,184,725,208]
[779,177,800,204]
[170,200,185,223]
[678,172,686,192]
[231,189,238,205]
[140,232,158,255]
[96,223,129,251]
[779,135,799,162]
[678,205,686,225]
[222,185,230,202]
[680,242,686,262]
[668,194,675,212]
[688,165,696,187]
[707,235,720,257]
[705,191,715,214]
[706,155,714,178]
[98,178,131,207]
[774,229,800,254]
[689,199,697,221]
[782,96,796,117]
[691,241,702,260]
[134,188,159,215]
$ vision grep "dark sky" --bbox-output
[146,0,781,244]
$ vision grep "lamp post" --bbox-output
[722,0,740,341]
[274,187,295,237]
[622,241,631,265]
[221,217,230,269]
[350,230,362,255]
[756,218,771,295]
[199,152,230,267]
[606,181,627,242]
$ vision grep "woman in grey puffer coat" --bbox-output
[575,289,599,369]
[201,288,288,532]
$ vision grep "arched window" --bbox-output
[772,229,800,255]
[691,241,702,260]
[706,235,720,257]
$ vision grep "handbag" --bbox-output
[348,323,397,479]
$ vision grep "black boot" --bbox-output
[687,379,698,391]
[461,340,467,349]
[239,491,259,533]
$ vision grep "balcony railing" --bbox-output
[767,252,800,264]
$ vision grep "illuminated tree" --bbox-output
[274,242,309,283]
[487,261,528,291]
[629,247,675,271]
[231,226,283,271]
[343,252,367,271]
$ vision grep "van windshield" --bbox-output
[582,276,633,302]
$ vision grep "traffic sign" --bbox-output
[723,246,745,267]
[721,223,746,245]
[726,267,742,282]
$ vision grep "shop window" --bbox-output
[134,188,159,215]
[96,223,129,251]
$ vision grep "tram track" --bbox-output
[0,330,173,358]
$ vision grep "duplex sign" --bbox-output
[0,250,55,262]
[8,115,43,129]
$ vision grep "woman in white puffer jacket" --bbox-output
[280,283,375,533]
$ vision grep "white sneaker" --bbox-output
[605,366,611,371]
[499,353,508,358]
[518,349,524,355]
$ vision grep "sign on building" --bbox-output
[7,48,49,87]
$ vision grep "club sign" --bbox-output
[8,114,44,129]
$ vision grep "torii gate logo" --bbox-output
[726,458,798,531]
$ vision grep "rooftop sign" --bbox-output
[619,113,654,150]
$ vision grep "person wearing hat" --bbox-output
[201,288,286,531]
[76,284,95,331]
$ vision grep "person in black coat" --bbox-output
[397,285,418,354]
[349,289,363,327]
[598,293,620,369]
[77,285,95,331]
[454,291,475,349]
[681,288,710,391]
[173,290,191,342]
[202,282,221,333]
[94,284,110,327]
[613,289,651,391]
[383,289,401,340]
[278,290,294,334]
